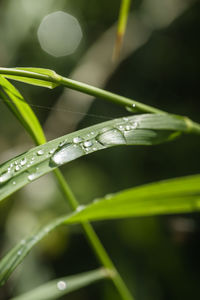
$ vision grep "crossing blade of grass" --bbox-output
[0,75,46,145]
[3,67,59,89]
[0,67,168,114]
[0,113,190,202]
[10,268,109,300]
[0,174,199,286]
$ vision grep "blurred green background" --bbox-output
[0,0,200,299]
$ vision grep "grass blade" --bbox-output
[0,215,69,286]
[0,174,199,285]
[113,0,131,60]
[0,76,46,145]
[0,114,189,202]
[72,174,200,221]
[4,67,59,89]
[11,268,109,300]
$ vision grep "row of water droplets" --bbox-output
[0,116,138,186]
[50,117,138,166]
[0,149,47,185]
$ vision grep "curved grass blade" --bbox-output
[0,76,46,145]
[0,174,199,285]
[3,67,59,89]
[72,173,200,222]
[11,268,109,300]
[0,114,189,202]
[0,215,69,286]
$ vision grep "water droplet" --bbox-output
[17,250,22,256]
[92,147,97,151]
[49,149,55,154]
[105,193,113,200]
[97,129,126,146]
[83,140,93,148]
[59,140,67,147]
[37,150,44,156]
[15,165,20,171]
[20,158,27,166]
[126,103,136,112]
[123,117,129,122]
[0,171,12,184]
[130,122,138,129]
[57,281,67,291]
[73,136,83,144]
[76,205,86,212]
[13,181,16,185]
[51,143,84,166]
[28,173,38,181]
[125,125,131,131]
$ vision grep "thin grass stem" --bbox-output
[53,168,134,300]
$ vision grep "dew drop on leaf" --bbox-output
[96,129,126,146]
[76,205,86,212]
[20,158,27,166]
[15,165,20,171]
[83,140,93,147]
[37,150,44,156]
[73,136,83,144]
[51,143,84,166]
[57,280,67,291]
[28,173,38,181]
[0,171,12,184]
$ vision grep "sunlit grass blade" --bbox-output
[0,174,199,285]
[0,114,189,202]
[11,268,109,300]
[72,173,200,221]
[113,0,131,60]
[3,67,59,89]
[0,76,46,145]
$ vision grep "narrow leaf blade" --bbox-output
[0,174,200,285]
[72,174,200,221]
[2,67,59,89]
[11,268,108,300]
[0,114,188,202]
[0,75,46,145]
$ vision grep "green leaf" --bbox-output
[72,173,200,221]
[0,114,188,202]
[0,76,46,145]
[2,67,60,89]
[0,174,199,285]
[11,268,109,300]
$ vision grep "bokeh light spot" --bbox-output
[37,11,82,57]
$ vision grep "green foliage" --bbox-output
[0,173,200,287]
[0,3,199,299]
[11,268,109,300]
